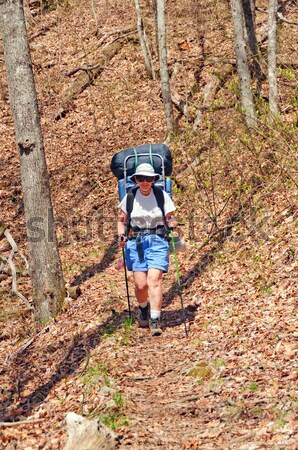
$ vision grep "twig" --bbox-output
[3,230,32,310]
[8,324,51,363]
[7,254,32,309]
[0,418,45,426]
[4,229,29,270]
[277,12,298,25]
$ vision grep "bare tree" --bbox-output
[230,0,256,127]
[156,0,174,133]
[241,0,262,84]
[133,0,156,79]
[0,0,65,323]
[268,0,279,117]
[152,0,159,55]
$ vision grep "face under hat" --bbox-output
[130,163,160,181]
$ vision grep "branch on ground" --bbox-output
[0,229,31,310]
[277,12,298,25]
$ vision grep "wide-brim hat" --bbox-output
[130,163,160,182]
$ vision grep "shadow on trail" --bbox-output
[1,205,248,422]
[163,249,215,309]
[163,208,242,309]
[1,303,196,422]
[70,237,118,287]
[0,309,130,422]
[162,304,199,332]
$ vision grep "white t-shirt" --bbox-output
[118,189,176,229]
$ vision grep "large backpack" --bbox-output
[111,143,173,237]
[111,143,172,181]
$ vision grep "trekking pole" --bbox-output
[122,247,132,318]
[170,230,188,337]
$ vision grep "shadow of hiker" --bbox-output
[163,208,242,309]
[162,304,199,330]
[163,250,214,308]
[70,237,118,287]
[0,309,130,422]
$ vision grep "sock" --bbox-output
[150,310,161,321]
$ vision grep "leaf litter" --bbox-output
[0,0,298,449]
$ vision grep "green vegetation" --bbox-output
[100,413,129,431]
[81,361,129,431]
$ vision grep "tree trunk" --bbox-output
[230,0,256,127]
[0,0,65,324]
[241,0,262,84]
[268,0,279,118]
[152,0,159,56]
[133,0,155,79]
[156,0,174,134]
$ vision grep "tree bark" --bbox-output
[241,0,262,84]
[133,0,155,79]
[230,0,256,127]
[268,0,279,117]
[0,0,65,323]
[152,0,159,56]
[156,0,174,133]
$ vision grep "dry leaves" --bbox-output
[1,0,298,449]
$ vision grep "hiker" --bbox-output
[117,163,177,336]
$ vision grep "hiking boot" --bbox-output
[138,305,149,328]
[150,318,162,336]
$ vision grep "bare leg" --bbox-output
[147,268,163,311]
[133,271,148,304]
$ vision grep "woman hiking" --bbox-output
[117,163,177,336]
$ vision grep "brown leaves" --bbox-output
[0,0,297,449]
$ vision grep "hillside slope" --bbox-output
[0,0,297,449]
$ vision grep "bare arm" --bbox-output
[117,210,128,247]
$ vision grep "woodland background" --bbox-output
[0,0,297,449]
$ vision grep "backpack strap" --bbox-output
[152,185,170,232]
[125,185,139,237]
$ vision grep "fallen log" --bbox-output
[169,61,235,129]
[193,64,235,130]
[63,412,119,450]
[54,41,123,120]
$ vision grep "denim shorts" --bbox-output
[125,234,169,272]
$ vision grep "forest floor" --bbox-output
[0,0,297,449]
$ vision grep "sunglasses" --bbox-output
[135,175,155,182]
